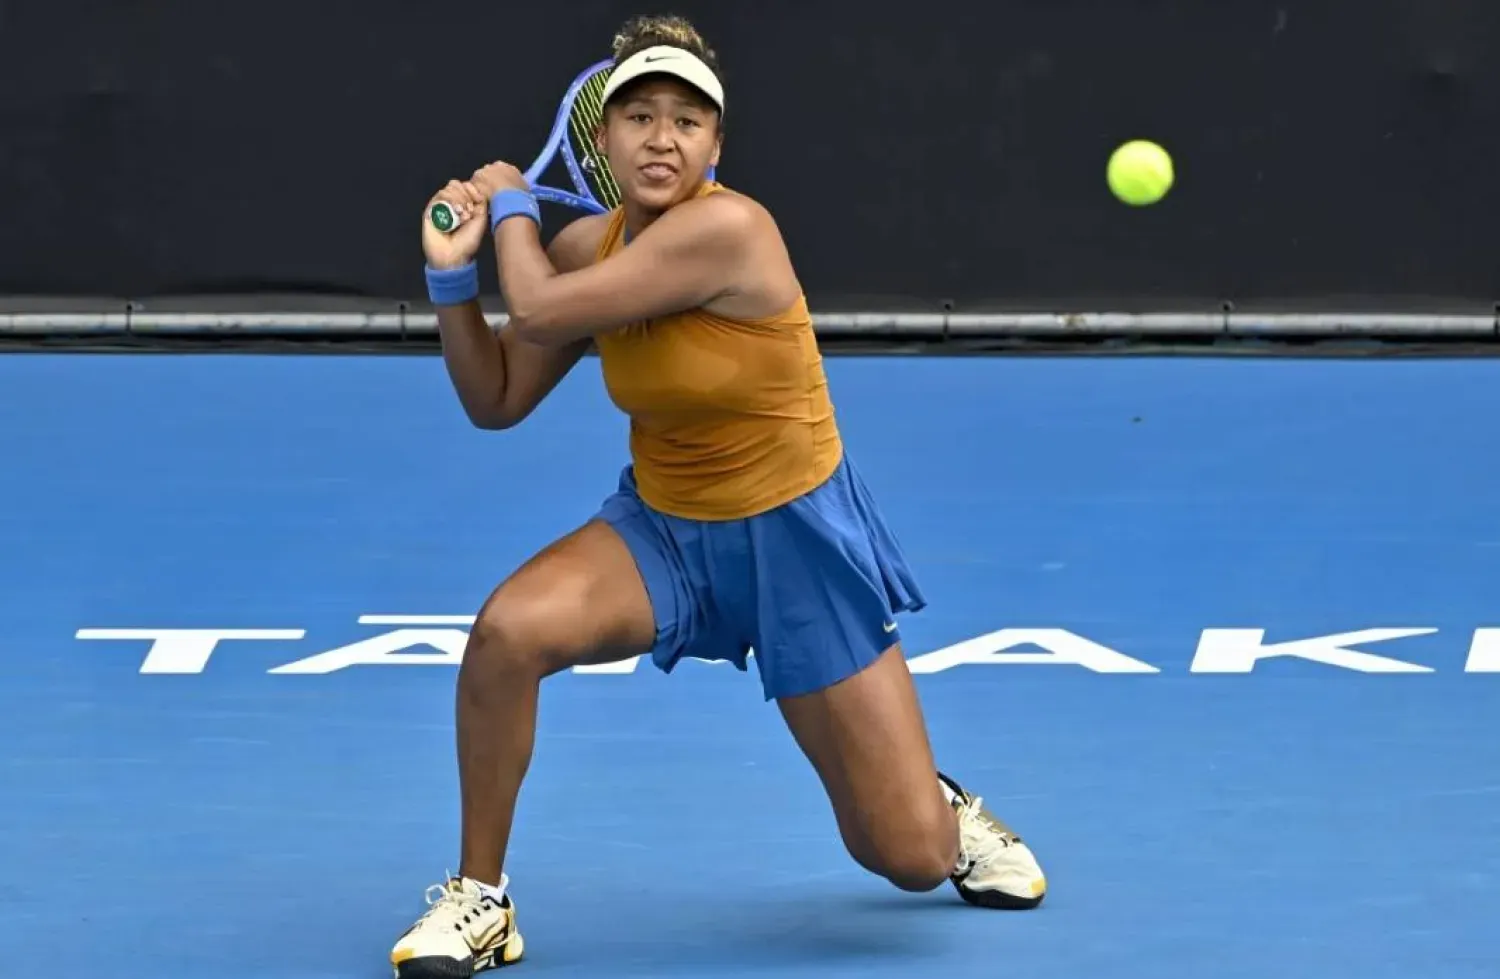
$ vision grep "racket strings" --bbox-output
[568,68,622,210]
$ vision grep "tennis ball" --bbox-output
[1107,140,1174,206]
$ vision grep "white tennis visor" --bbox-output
[600,45,725,114]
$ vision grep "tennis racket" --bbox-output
[429,58,716,233]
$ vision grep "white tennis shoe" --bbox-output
[390,876,524,978]
[941,772,1048,909]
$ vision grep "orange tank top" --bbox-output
[591,183,843,521]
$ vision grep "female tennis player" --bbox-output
[392,15,1046,977]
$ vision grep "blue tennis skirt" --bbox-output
[594,451,926,700]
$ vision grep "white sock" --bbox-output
[466,873,508,902]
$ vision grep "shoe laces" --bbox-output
[956,793,1019,867]
[418,876,491,933]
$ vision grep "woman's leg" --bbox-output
[778,643,1047,909]
[393,518,658,978]
[456,518,658,886]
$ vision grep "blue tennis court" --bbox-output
[3,351,1497,977]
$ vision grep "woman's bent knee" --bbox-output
[857,841,957,893]
[465,581,626,681]
[464,596,568,681]
[843,802,959,893]
[461,522,657,685]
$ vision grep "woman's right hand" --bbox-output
[421,179,489,270]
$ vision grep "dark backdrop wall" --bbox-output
[2,0,1496,311]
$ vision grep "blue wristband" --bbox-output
[489,189,541,234]
[425,262,479,306]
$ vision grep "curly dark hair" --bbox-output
[611,13,722,78]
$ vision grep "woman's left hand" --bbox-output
[470,161,530,198]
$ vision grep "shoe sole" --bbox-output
[953,875,1047,910]
[393,930,525,978]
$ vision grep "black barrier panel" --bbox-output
[2,0,1497,311]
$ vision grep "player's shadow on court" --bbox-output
[845,891,985,913]
[535,886,946,973]
[729,894,936,962]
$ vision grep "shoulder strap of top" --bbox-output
[594,207,628,263]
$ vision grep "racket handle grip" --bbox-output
[429,201,464,234]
